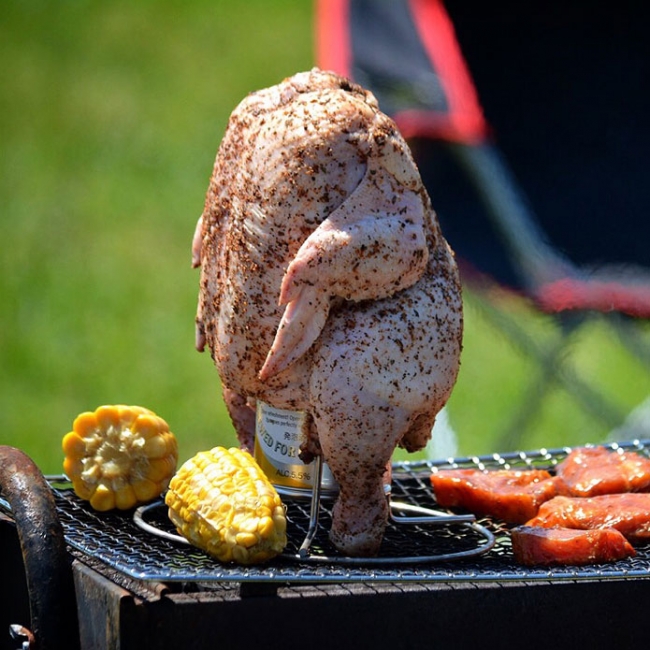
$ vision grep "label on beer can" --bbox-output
[254,401,337,497]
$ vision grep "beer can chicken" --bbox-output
[193,68,463,556]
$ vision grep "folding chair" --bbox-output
[315,0,650,451]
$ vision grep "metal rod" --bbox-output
[298,454,325,558]
[134,501,190,545]
[295,520,496,566]
[389,500,476,525]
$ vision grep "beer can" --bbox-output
[253,400,338,498]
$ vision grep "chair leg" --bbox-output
[468,290,626,451]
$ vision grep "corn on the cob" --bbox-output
[62,404,178,511]
[165,446,287,565]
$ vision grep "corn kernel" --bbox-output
[137,414,168,439]
[148,457,175,482]
[90,483,115,512]
[63,456,82,479]
[114,484,137,510]
[72,412,99,439]
[235,532,258,548]
[132,478,160,502]
[95,405,121,430]
[61,432,85,458]
[257,516,275,537]
[72,478,93,501]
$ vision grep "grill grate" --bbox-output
[37,440,650,583]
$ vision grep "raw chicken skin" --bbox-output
[194,69,463,556]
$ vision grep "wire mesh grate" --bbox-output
[43,440,650,583]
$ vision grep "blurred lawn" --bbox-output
[1,1,648,475]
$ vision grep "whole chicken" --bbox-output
[193,68,463,556]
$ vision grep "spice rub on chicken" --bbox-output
[193,68,463,556]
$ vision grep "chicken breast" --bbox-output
[194,68,463,556]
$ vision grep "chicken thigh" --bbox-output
[194,68,463,556]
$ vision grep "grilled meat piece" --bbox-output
[511,525,635,566]
[555,446,650,497]
[527,493,650,543]
[429,469,562,524]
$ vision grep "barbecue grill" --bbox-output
[3,441,650,650]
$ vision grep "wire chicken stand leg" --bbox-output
[294,455,496,565]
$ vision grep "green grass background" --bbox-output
[2,1,648,475]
